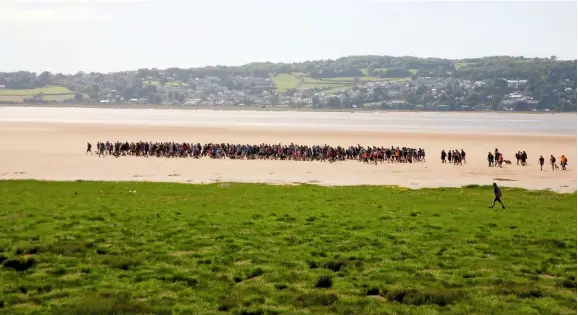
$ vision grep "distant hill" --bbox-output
[0,55,575,111]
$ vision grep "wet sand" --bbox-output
[0,122,575,192]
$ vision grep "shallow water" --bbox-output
[0,106,575,136]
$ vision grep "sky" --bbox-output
[1,0,576,73]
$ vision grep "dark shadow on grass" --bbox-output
[73,292,149,315]
[295,292,338,307]
[324,259,346,272]
[497,285,546,299]
[386,288,464,306]
[532,238,567,249]
[158,274,199,287]
[218,299,238,312]
[3,257,36,271]
[315,276,333,289]
[246,267,264,280]
[100,255,142,270]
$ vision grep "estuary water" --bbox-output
[0,106,575,136]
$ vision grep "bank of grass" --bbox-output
[0,86,75,103]
[0,86,72,96]
[0,180,575,315]
[271,74,301,91]
[271,73,412,93]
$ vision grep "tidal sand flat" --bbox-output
[0,107,575,192]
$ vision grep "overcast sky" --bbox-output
[1,0,576,73]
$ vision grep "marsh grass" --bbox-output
[0,180,575,314]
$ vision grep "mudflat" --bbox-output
[0,121,575,192]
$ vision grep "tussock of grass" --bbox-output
[0,180,575,314]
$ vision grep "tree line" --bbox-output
[2,55,575,85]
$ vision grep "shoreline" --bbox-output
[1,103,574,115]
[2,178,575,194]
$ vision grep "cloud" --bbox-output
[1,0,122,23]
[13,0,146,3]
[4,8,113,22]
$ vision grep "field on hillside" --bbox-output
[0,86,72,96]
[0,86,74,103]
[271,74,301,91]
[271,73,411,93]
[0,181,576,315]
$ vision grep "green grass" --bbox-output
[299,77,356,91]
[271,74,300,91]
[166,81,187,87]
[0,86,73,96]
[0,86,75,103]
[454,62,476,70]
[40,95,75,102]
[0,181,575,315]
[300,77,335,84]
[272,73,412,93]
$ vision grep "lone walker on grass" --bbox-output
[489,183,506,209]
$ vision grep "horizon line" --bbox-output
[3,54,576,75]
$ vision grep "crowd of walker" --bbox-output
[86,141,426,164]
[486,148,568,171]
[440,149,467,165]
[86,142,568,170]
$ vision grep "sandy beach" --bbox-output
[0,116,575,192]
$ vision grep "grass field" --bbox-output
[271,74,301,91]
[0,181,575,315]
[299,77,347,90]
[271,73,412,94]
[0,86,73,96]
[0,86,75,103]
